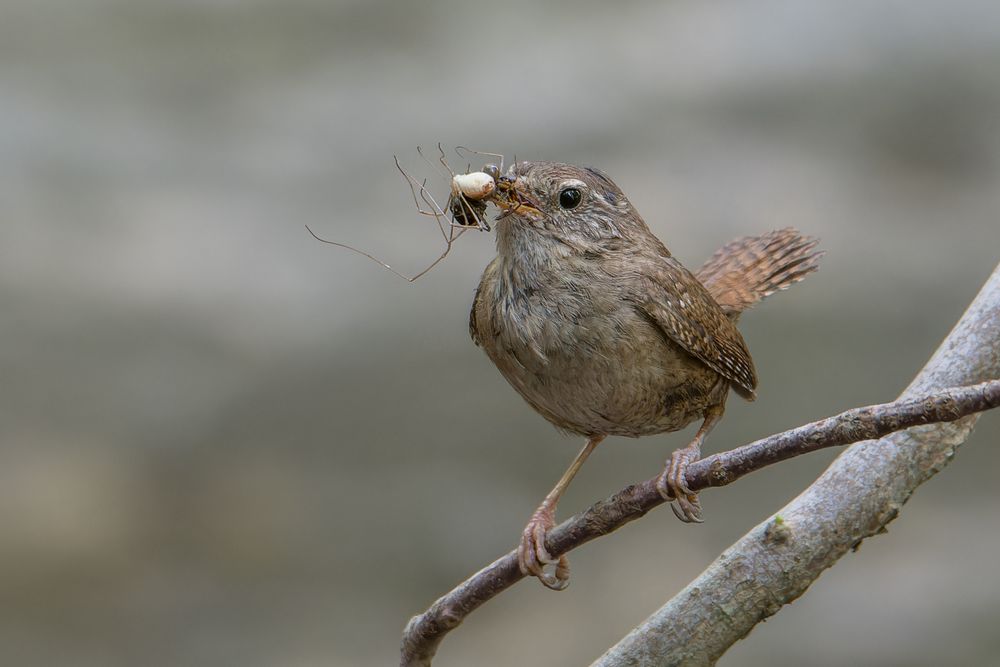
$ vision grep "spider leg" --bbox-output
[455,147,506,174]
[417,145,454,182]
[395,157,447,218]
[436,142,457,178]
[452,194,491,232]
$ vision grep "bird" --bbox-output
[467,160,823,590]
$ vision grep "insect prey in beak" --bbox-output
[307,145,505,282]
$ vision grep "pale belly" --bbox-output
[476,288,727,438]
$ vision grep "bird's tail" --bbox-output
[696,227,824,317]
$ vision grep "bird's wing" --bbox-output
[469,257,498,347]
[469,281,484,346]
[635,256,758,399]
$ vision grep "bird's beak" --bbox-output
[494,177,543,219]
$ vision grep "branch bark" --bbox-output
[401,263,1000,667]
[593,262,1000,667]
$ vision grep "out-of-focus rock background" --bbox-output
[2,1,998,665]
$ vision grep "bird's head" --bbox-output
[493,161,647,247]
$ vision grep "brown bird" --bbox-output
[469,161,823,589]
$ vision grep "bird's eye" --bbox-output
[559,188,582,210]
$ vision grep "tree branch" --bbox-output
[401,264,1000,667]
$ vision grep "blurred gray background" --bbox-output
[3,1,999,665]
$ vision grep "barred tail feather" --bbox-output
[696,227,824,317]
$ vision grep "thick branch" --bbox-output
[594,262,1000,666]
[401,258,1000,667]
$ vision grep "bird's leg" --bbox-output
[656,404,725,523]
[518,434,605,590]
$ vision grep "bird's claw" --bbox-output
[517,506,570,590]
[656,448,704,523]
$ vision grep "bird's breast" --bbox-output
[474,259,722,437]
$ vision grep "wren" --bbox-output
[469,161,823,589]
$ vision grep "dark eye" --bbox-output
[559,188,582,209]
[482,163,500,180]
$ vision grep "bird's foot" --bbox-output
[656,445,704,523]
[517,505,570,590]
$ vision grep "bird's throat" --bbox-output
[495,218,570,291]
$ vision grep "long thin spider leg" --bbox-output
[408,244,455,281]
[407,225,472,282]
[305,225,423,282]
[395,156,430,213]
[454,194,491,232]
[306,219,470,283]
[417,145,453,182]
[452,144,472,174]
[418,186,451,242]
[455,147,506,174]
[395,156,448,219]
[437,142,457,178]
[447,221,465,244]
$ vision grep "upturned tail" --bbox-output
[696,227,824,317]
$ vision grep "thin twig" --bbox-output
[400,378,1000,666]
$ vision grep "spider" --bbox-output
[307,144,504,282]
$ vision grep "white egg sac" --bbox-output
[452,172,496,200]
